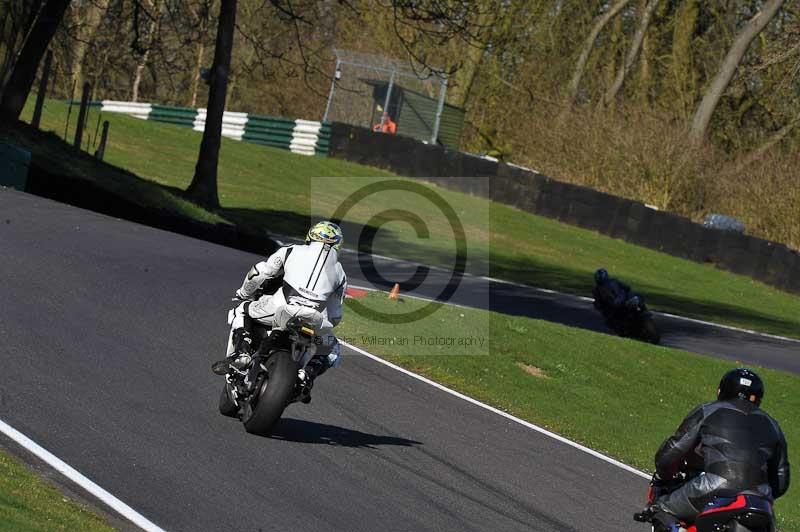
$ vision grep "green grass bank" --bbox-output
[0,449,114,531]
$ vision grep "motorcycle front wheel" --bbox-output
[242,350,297,436]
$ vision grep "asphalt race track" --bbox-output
[1,190,647,531]
[335,252,800,375]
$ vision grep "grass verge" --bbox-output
[0,448,114,531]
[12,98,800,339]
[337,292,800,530]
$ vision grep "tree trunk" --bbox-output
[635,21,651,103]
[0,0,71,121]
[567,0,631,102]
[186,0,213,107]
[689,0,785,142]
[450,44,485,107]
[68,0,109,99]
[602,0,660,105]
[90,18,123,101]
[190,41,205,107]
[448,4,503,110]
[131,51,149,102]
[186,0,236,209]
[0,1,45,92]
[0,6,13,89]
[225,71,235,108]
[667,0,699,118]
[131,0,160,103]
[0,5,11,81]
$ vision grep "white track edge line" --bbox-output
[341,341,651,480]
[0,418,166,532]
[655,312,800,344]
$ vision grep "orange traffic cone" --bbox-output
[388,283,400,300]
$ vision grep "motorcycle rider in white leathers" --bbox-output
[219,222,346,399]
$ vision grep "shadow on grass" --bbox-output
[268,418,422,448]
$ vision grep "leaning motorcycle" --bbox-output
[633,472,776,532]
[599,294,660,344]
[214,315,318,436]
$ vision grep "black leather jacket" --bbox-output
[656,398,790,499]
[592,278,630,312]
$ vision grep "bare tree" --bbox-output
[0,0,45,91]
[185,0,236,208]
[567,0,631,102]
[68,0,109,99]
[0,0,71,121]
[602,0,660,105]
[187,0,214,107]
[130,0,162,102]
[689,0,786,142]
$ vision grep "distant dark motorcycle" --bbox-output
[595,295,660,344]
[215,317,318,436]
[634,471,776,532]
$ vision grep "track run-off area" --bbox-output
[1,189,796,531]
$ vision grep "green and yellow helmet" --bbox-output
[306,221,343,250]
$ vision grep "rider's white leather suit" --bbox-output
[226,241,347,370]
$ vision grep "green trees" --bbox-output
[1,1,797,246]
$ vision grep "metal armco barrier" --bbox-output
[327,122,800,296]
[92,101,330,156]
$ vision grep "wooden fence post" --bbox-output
[95,120,109,160]
[73,82,91,149]
[31,50,53,129]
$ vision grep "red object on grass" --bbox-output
[345,287,370,298]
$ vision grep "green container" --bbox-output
[366,81,465,149]
[0,143,31,191]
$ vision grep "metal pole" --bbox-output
[73,82,91,149]
[322,59,340,122]
[380,70,395,129]
[431,76,448,144]
[31,50,52,129]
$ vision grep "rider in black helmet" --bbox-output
[592,268,639,323]
[647,368,790,525]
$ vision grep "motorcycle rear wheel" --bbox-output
[641,317,661,344]
[219,381,239,418]
[242,350,297,436]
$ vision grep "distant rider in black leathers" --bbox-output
[646,368,790,526]
[592,268,640,327]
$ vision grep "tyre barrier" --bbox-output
[89,100,330,156]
